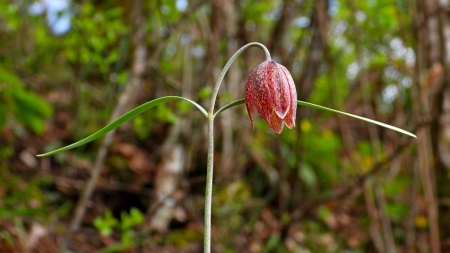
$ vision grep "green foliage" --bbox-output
[120,208,145,244]
[93,207,145,244]
[300,120,341,187]
[198,87,212,100]
[154,0,184,23]
[0,65,52,134]
[132,116,150,140]
[94,210,118,237]
[310,70,349,108]
[154,103,178,124]
[0,3,20,31]
[63,3,129,75]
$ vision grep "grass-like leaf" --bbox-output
[296,100,416,138]
[213,99,247,118]
[38,97,415,157]
[37,96,207,157]
[214,98,416,138]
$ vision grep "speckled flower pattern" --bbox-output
[245,60,297,134]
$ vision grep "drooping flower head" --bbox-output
[245,60,297,134]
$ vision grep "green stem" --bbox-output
[204,117,214,252]
[204,42,271,253]
[208,42,270,115]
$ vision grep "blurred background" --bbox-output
[0,0,449,252]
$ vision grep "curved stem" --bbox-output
[204,42,270,253]
[208,42,270,116]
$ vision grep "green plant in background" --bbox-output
[0,65,53,134]
[93,210,118,237]
[93,207,145,245]
[120,208,145,245]
[37,42,416,253]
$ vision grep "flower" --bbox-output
[245,60,297,134]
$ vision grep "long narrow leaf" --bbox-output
[213,98,246,117]
[37,96,207,157]
[212,98,416,138]
[297,100,416,138]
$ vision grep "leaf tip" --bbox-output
[36,151,56,157]
[399,130,416,138]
